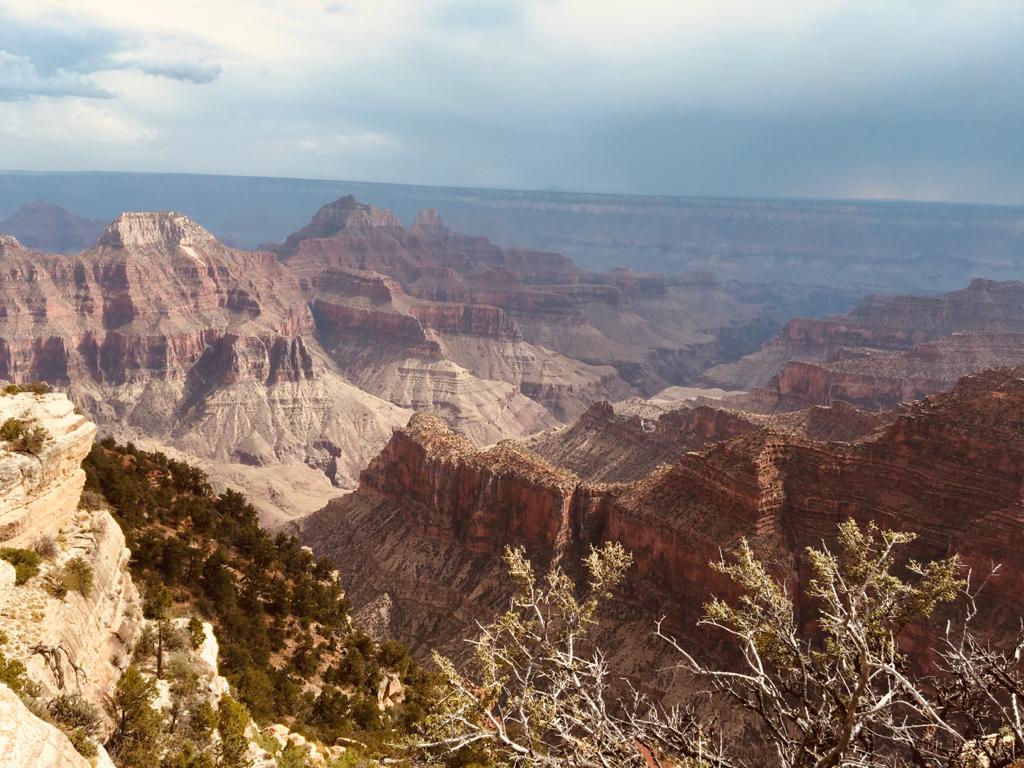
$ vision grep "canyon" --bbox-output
[300,367,1024,689]
[4,171,1022,293]
[704,278,1024,411]
[5,185,1024,728]
[0,195,788,521]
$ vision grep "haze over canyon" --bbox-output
[1,174,1024,767]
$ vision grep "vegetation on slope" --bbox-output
[83,438,437,760]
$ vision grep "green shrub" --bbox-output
[3,384,21,395]
[0,418,48,454]
[0,652,30,694]
[187,615,206,650]
[65,727,98,759]
[0,547,41,584]
[47,557,94,599]
[24,381,50,395]
[48,693,102,738]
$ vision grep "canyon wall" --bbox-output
[302,368,1024,687]
[0,393,140,766]
[706,279,1024,410]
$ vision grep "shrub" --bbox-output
[3,383,21,395]
[0,652,30,694]
[0,547,41,584]
[105,666,163,767]
[47,557,94,599]
[217,696,252,768]
[24,381,50,395]
[78,489,107,511]
[65,727,98,759]
[48,693,102,736]
[31,534,58,560]
[187,615,206,650]
[0,418,48,454]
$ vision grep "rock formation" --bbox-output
[0,214,410,520]
[0,684,114,768]
[301,367,1024,689]
[0,201,106,255]
[705,279,1024,410]
[528,400,759,482]
[273,197,775,426]
[0,393,140,766]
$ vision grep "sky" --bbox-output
[0,0,1022,205]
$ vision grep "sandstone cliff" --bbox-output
[0,393,140,766]
[301,368,1024,690]
[0,684,114,768]
[0,214,410,517]
[706,279,1024,411]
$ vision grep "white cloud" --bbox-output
[0,49,111,100]
[0,0,1019,202]
[0,97,154,144]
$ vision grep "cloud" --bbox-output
[0,97,154,144]
[0,0,1020,204]
[108,53,222,84]
[0,50,112,100]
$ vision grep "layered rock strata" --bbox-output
[706,279,1024,410]
[302,368,1024,689]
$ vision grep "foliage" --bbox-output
[0,649,31,695]
[188,615,207,650]
[0,417,48,454]
[106,665,164,768]
[31,533,58,559]
[0,546,41,584]
[2,381,50,396]
[412,541,644,766]
[217,695,253,768]
[47,556,94,598]
[83,438,437,754]
[48,693,102,758]
[652,519,967,767]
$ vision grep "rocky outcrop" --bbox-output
[0,684,114,768]
[706,279,1024,410]
[0,201,105,255]
[529,401,759,482]
[302,368,1024,687]
[0,393,96,546]
[0,394,141,709]
[0,395,141,768]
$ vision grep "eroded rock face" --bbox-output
[706,279,1024,410]
[0,395,141,759]
[0,214,409,504]
[0,684,114,768]
[0,394,96,546]
[301,368,1024,688]
[272,198,774,434]
[528,401,759,482]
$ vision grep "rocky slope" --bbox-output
[0,217,410,519]
[0,684,113,768]
[301,367,1024,687]
[274,196,775,420]
[705,279,1024,410]
[0,393,140,766]
[0,201,106,255]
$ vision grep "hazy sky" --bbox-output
[1,1,1022,204]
